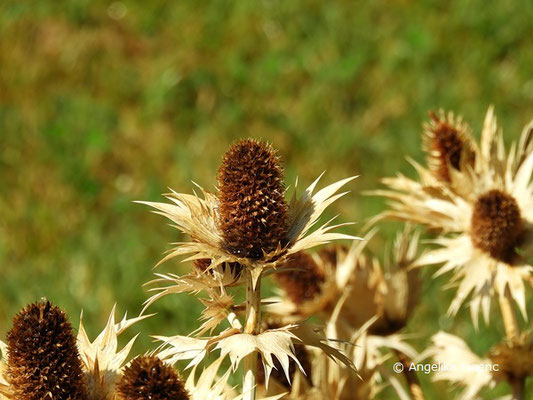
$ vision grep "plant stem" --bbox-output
[510,378,525,400]
[498,286,525,400]
[395,350,425,400]
[242,269,261,400]
[508,378,525,400]
[498,286,519,340]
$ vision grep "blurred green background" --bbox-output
[1,0,533,398]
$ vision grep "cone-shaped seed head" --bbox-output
[217,139,289,260]
[275,251,325,305]
[116,356,189,400]
[471,190,523,262]
[424,112,474,182]
[7,300,87,400]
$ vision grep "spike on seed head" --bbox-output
[6,300,87,400]
[424,111,474,182]
[116,356,189,400]
[217,139,289,260]
[471,190,523,262]
[274,251,325,305]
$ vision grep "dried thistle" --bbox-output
[138,138,357,281]
[140,138,357,400]
[374,107,533,325]
[116,356,189,400]
[6,300,87,400]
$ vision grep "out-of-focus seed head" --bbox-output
[488,334,533,383]
[470,190,523,262]
[7,300,87,400]
[116,356,189,400]
[193,258,244,279]
[217,139,289,260]
[317,244,347,267]
[424,111,475,182]
[274,251,325,305]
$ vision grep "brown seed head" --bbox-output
[217,139,289,260]
[6,300,87,400]
[424,111,474,182]
[193,258,244,279]
[470,190,523,262]
[274,251,325,305]
[116,356,189,400]
[488,334,533,383]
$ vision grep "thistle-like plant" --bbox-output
[141,138,358,399]
[373,107,533,399]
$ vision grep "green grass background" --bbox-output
[1,0,533,398]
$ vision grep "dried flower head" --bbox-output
[140,138,357,301]
[375,107,533,324]
[116,356,189,400]
[269,227,421,337]
[6,300,87,400]
[488,332,533,384]
[424,110,475,182]
[470,189,523,262]
[217,139,289,260]
[274,251,325,305]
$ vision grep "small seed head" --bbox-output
[6,300,87,400]
[470,190,523,262]
[193,258,244,278]
[116,356,189,400]
[275,251,325,305]
[424,111,474,182]
[488,334,533,383]
[217,139,289,260]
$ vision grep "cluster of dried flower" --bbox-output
[0,108,531,399]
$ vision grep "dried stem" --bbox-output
[242,269,261,400]
[509,378,525,400]
[395,350,425,400]
[498,286,525,400]
[498,286,519,340]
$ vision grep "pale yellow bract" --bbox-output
[422,332,496,400]
[77,306,150,400]
[0,341,10,400]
